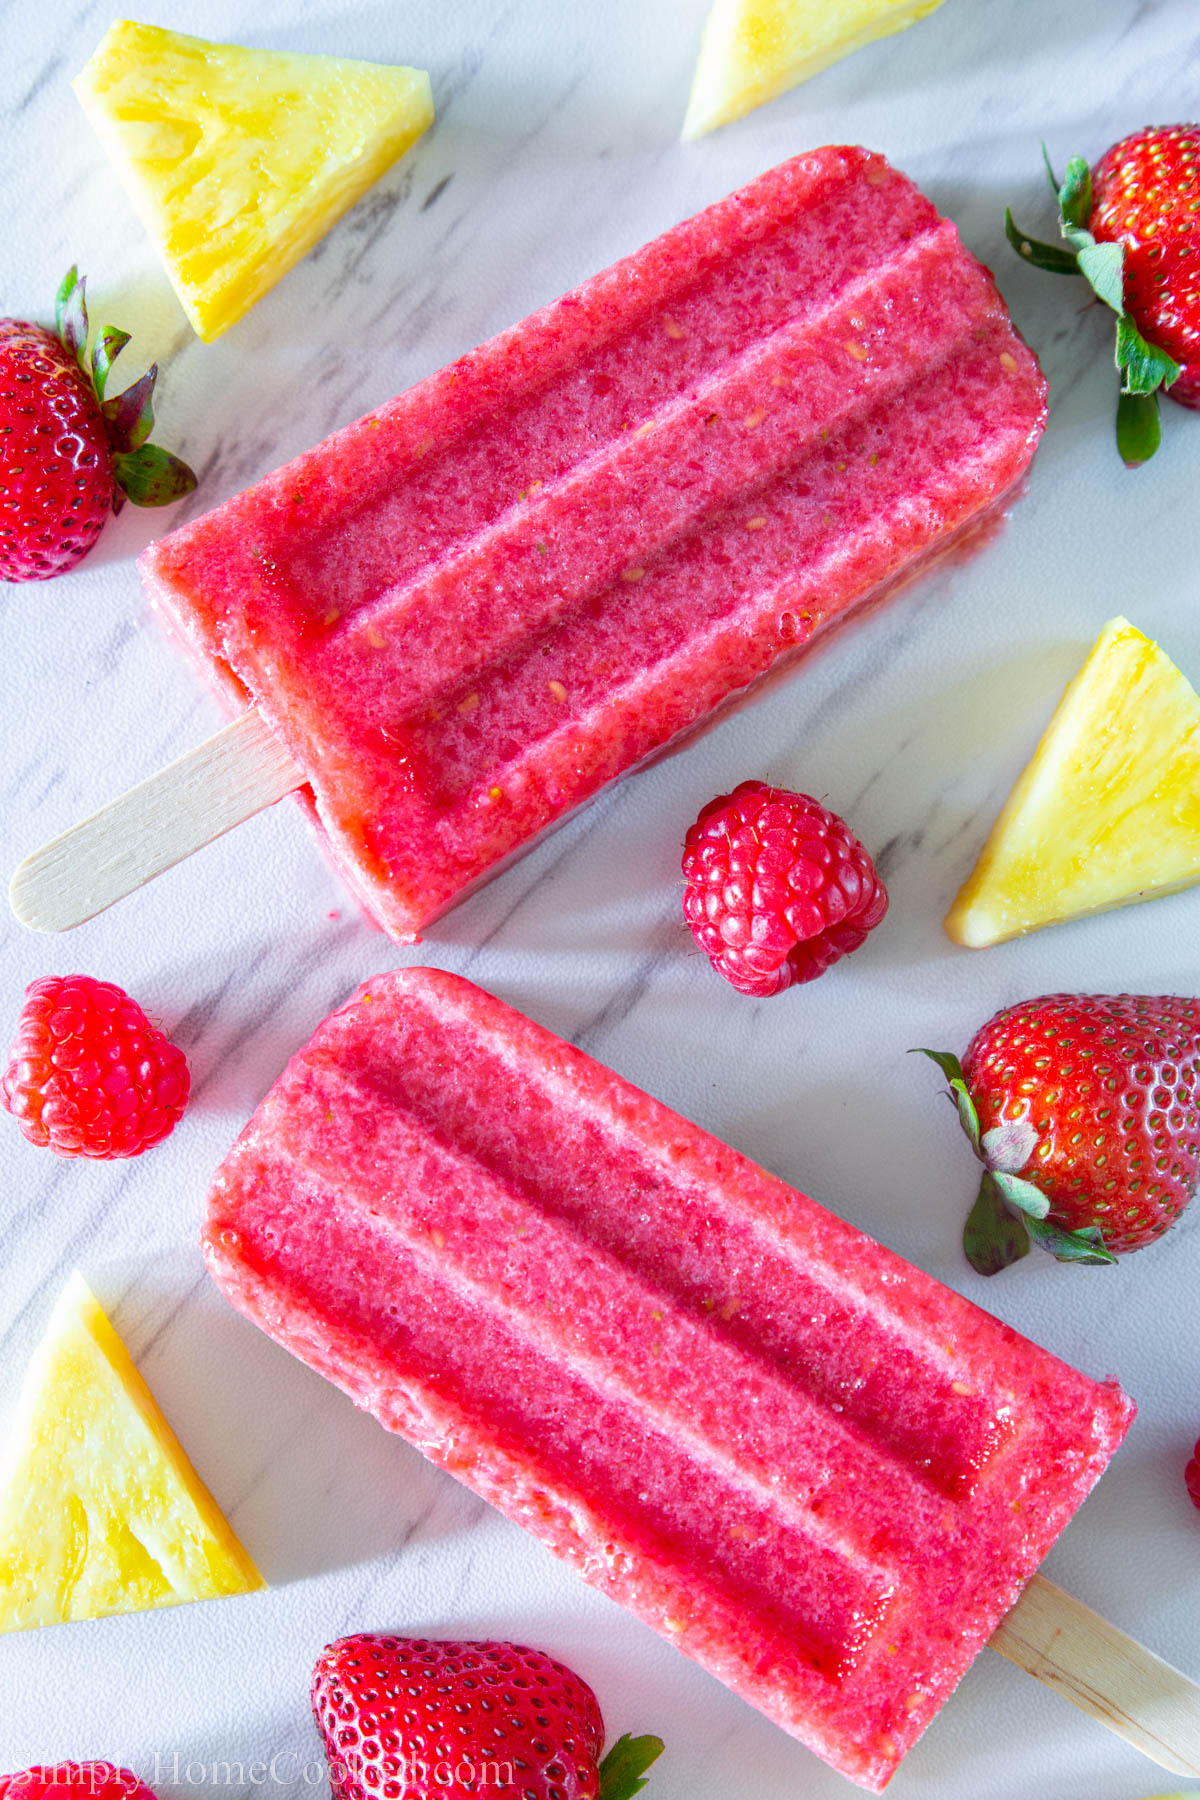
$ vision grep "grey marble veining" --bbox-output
[2,2,1200,1796]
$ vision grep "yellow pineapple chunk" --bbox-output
[0,1272,262,1630]
[73,22,434,340]
[947,617,1200,949]
[682,0,949,139]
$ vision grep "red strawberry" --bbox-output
[1091,125,1200,407]
[0,1766,156,1800]
[311,1634,662,1800]
[1006,126,1199,463]
[0,321,113,579]
[0,267,195,582]
[918,993,1200,1274]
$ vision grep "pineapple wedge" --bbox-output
[0,1272,262,1631]
[682,0,949,140]
[73,22,434,341]
[947,617,1200,948]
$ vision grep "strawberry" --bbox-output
[0,267,195,581]
[311,1634,663,1800]
[917,993,1200,1274]
[1091,126,1200,408]
[1006,125,1199,464]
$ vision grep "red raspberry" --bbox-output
[1,976,190,1159]
[1187,1439,1200,1511]
[0,1767,156,1800]
[681,780,888,997]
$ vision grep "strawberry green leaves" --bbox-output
[913,1047,981,1153]
[1113,317,1183,464]
[990,1170,1051,1220]
[55,266,89,371]
[598,1734,665,1800]
[1023,1217,1116,1265]
[1051,157,1127,310]
[1008,148,1182,464]
[112,444,196,506]
[1116,315,1183,395]
[1076,241,1125,314]
[1115,390,1163,465]
[1042,153,1126,306]
[50,267,197,509]
[1049,148,1088,225]
[914,1049,1117,1274]
[91,326,131,401]
[915,1047,1037,1273]
[1004,212,1079,275]
[964,1172,1031,1276]
[103,367,156,453]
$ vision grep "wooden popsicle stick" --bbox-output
[991,1573,1200,1777]
[9,711,302,933]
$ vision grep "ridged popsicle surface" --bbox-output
[203,969,1132,1791]
[142,147,1046,939]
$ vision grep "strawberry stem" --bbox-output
[597,1734,664,1800]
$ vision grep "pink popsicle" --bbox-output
[203,968,1132,1791]
[142,147,1046,941]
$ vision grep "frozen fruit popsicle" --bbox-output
[203,968,1133,1792]
[124,147,1045,943]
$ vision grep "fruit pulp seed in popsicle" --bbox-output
[142,147,1046,941]
[203,969,1132,1792]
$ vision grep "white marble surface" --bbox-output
[2,0,1200,1794]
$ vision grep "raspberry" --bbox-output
[0,1767,156,1800]
[681,779,888,997]
[1,976,190,1159]
[1187,1439,1200,1511]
